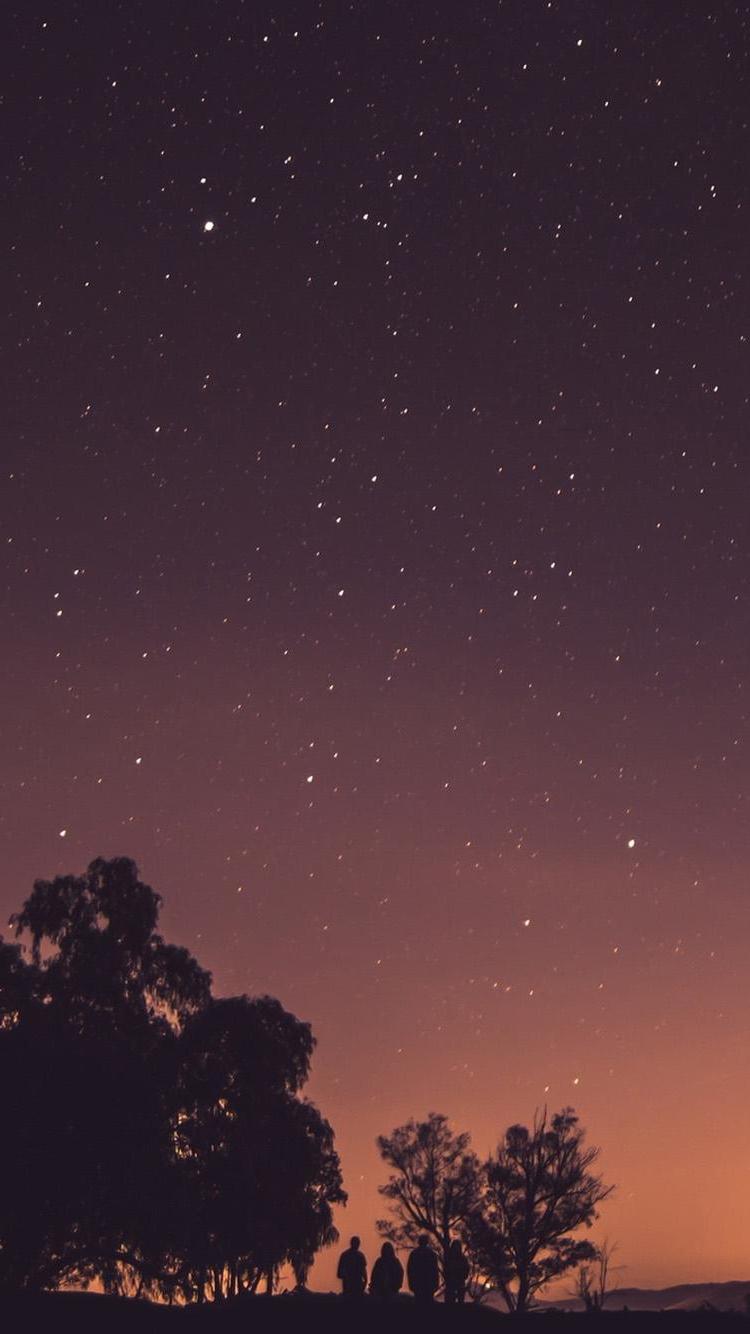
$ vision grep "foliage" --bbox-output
[0,858,344,1300]
[466,1107,612,1313]
[167,996,344,1300]
[11,856,211,1035]
[376,1113,481,1276]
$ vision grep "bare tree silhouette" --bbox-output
[573,1238,620,1311]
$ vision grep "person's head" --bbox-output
[381,1242,395,1259]
[418,1234,429,1248]
[350,1236,361,1250]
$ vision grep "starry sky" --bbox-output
[3,0,750,1292]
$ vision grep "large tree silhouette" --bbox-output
[168,996,344,1300]
[0,857,344,1299]
[466,1108,612,1313]
[376,1113,481,1278]
[0,859,179,1295]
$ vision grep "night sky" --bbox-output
[3,0,750,1291]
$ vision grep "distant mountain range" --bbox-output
[528,1281,750,1313]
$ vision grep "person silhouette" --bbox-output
[369,1241,404,1299]
[407,1234,440,1303]
[445,1238,470,1303]
[337,1235,367,1296]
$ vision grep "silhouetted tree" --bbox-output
[0,860,207,1294]
[376,1113,480,1278]
[169,996,345,1300]
[0,857,344,1300]
[12,856,211,1036]
[466,1108,612,1314]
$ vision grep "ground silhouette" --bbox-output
[0,1291,748,1334]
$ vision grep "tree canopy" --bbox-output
[376,1112,481,1277]
[466,1108,612,1313]
[0,857,344,1299]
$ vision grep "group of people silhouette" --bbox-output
[337,1235,470,1304]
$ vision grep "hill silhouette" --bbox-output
[535,1279,750,1313]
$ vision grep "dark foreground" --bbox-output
[1,1292,748,1334]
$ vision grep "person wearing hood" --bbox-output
[370,1241,404,1299]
